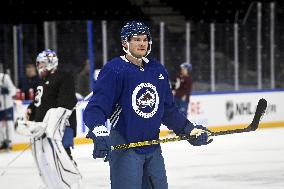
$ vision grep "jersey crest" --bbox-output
[132,83,159,118]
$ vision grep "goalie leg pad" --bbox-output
[31,132,82,189]
[30,107,82,188]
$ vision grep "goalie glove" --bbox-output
[16,108,72,139]
[15,118,46,138]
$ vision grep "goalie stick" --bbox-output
[112,98,267,150]
[0,143,32,176]
[72,92,93,111]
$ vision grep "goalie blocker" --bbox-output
[16,107,82,189]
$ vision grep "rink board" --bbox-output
[10,90,284,150]
[187,90,283,128]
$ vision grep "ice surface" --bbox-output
[1,128,284,189]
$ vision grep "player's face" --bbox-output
[181,67,189,76]
[128,34,149,58]
[25,65,37,77]
[36,62,49,78]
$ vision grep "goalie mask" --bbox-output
[121,21,152,60]
[36,49,58,78]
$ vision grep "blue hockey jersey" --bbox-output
[83,56,193,153]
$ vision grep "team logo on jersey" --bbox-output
[132,83,159,118]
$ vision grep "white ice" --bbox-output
[0,128,284,189]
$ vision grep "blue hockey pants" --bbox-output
[110,130,168,189]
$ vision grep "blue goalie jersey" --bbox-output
[84,56,191,153]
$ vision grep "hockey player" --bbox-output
[16,49,82,188]
[83,21,213,189]
[172,62,193,116]
[0,67,16,150]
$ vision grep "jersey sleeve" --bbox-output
[56,73,77,134]
[161,72,194,134]
[83,66,122,131]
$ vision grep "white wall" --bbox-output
[187,91,283,127]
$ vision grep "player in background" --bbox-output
[0,65,16,150]
[16,49,82,188]
[26,49,77,159]
[83,21,213,189]
[172,62,193,116]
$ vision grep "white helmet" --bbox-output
[36,49,58,75]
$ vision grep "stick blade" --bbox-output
[249,98,267,131]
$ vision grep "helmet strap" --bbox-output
[123,42,142,62]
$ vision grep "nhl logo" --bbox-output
[226,100,234,121]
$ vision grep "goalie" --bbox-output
[16,49,82,188]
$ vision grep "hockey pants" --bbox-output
[110,130,168,189]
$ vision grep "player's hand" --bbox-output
[25,108,32,120]
[86,125,111,162]
[182,124,213,146]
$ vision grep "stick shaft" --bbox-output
[111,127,251,150]
[112,99,267,150]
[0,143,31,176]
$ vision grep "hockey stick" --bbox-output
[0,93,93,176]
[72,92,93,111]
[0,143,32,176]
[112,98,267,150]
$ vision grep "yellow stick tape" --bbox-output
[10,121,284,151]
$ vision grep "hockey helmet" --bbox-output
[121,21,152,42]
[180,62,192,73]
[36,49,58,76]
[121,21,152,58]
